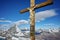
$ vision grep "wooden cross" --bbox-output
[20,0,53,40]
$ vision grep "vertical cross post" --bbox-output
[30,0,35,40]
[20,0,53,40]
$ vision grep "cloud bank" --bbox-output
[35,9,57,22]
[0,18,12,23]
[15,20,28,25]
[0,20,12,23]
[0,9,58,30]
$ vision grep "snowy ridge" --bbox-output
[0,24,60,40]
[7,24,30,40]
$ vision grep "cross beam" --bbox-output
[20,0,53,13]
[20,0,53,40]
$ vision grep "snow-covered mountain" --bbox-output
[8,24,24,36]
[7,24,30,40]
[0,24,60,40]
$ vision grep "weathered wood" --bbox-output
[20,0,53,40]
[20,0,53,13]
[35,0,53,9]
[20,8,29,13]
[30,0,35,40]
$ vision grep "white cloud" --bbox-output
[0,24,10,31]
[0,19,29,30]
[15,20,28,25]
[0,18,12,23]
[35,9,57,22]
[42,23,60,29]
[0,20,12,23]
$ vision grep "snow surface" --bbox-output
[0,36,6,39]
[8,24,30,40]
[1,24,60,40]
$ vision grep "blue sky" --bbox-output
[0,0,60,30]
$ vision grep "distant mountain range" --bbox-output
[0,24,60,40]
